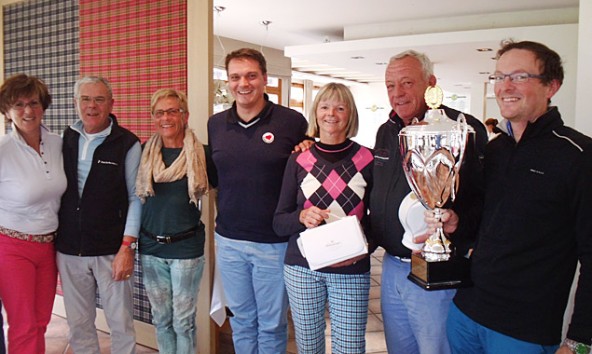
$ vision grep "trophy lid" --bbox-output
[400,85,474,135]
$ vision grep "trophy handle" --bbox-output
[449,113,468,202]
[456,113,469,170]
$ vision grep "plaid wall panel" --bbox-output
[79,0,188,142]
[4,0,189,324]
[2,0,80,133]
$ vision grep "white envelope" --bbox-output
[299,215,368,270]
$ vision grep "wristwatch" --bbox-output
[122,240,138,250]
[563,338,591,354]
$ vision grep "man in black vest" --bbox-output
[56,76,141,354]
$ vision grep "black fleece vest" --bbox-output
[56,119,139,256]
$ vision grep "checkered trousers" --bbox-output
[284,265,370,354]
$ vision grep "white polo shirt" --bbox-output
[0,123,67,234]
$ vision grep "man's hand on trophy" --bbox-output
[408,232,429,254]
[412,233,430,245]
[299,206,330,229]
[424,209,459,235]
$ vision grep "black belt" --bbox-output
[141,226,198,245]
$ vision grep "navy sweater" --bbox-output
[208,99,308,243]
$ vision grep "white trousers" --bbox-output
[57,252,136,354]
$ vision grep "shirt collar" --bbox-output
[71,116,113,140]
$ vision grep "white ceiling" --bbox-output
[213,0,579,95]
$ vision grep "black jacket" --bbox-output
[455,107,592,345]
[370,105,487,258]
[57,115,139,256]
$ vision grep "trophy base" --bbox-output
[408,253,472,290]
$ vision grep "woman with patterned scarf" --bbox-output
[136,88,216,354]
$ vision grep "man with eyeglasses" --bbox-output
[56,76,141,354]
[438,41,592,353]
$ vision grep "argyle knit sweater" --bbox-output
[274,140,374,274]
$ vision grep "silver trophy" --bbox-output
[398,85,472,290]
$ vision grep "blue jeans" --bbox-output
[447,303,559,354]
[381,254,455,354]
[215,233,289,354]
[141,254,205,354]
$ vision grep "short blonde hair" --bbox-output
[307,82,359,139]
[150,88,189,116]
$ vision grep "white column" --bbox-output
[574,0,592,135]
[187,0,216,352]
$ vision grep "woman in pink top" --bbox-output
[0,74,67,353]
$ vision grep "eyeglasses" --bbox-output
[488,72,545,85]
[78,96,109,105]
[12,100,42,112]
[153,108,185,118]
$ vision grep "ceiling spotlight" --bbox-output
[213,5,226,13]
[375,62,387,66]
[476,48,493,52]
[350,56,365,60]
[260,20,272,26]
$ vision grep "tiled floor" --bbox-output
[20,248,387,353]
[44,315,158,354]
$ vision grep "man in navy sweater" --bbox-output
[208,48,309,354]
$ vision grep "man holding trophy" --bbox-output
[439,41,592,353]
[371,50,487,354]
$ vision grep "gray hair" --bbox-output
[389,50,434,81]
[74,76,113,98]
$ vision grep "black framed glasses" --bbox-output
[488,72,544,85]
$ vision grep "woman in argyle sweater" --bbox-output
[274,82,374,354]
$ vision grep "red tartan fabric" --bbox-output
[79,0,188,142]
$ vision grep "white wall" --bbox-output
[455,24,579,127]
[575,0,592,135]
[350,82,390,148]
[213,36,292,77]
